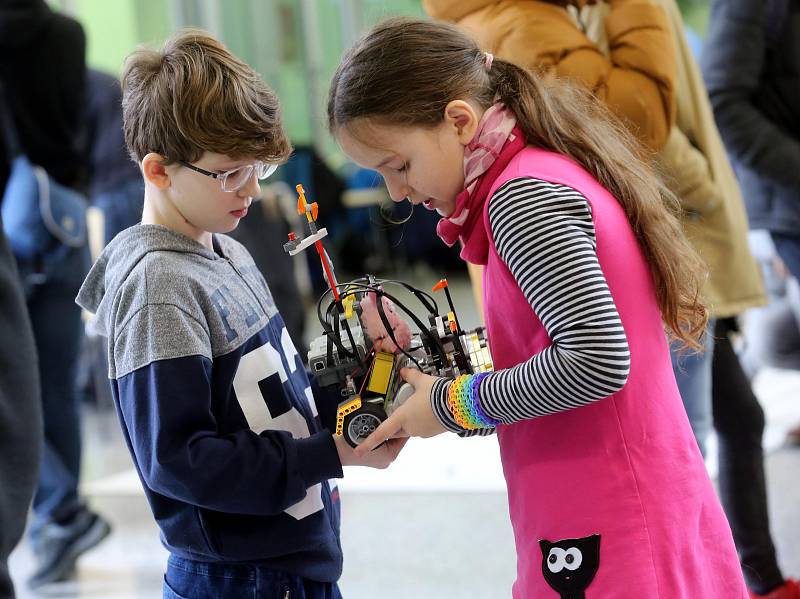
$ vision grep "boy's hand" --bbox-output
[354,368,447,456]
[334,433,407,469]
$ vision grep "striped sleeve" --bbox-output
[432,177,631,431]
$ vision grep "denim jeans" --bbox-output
[671,320,716,456]
[163,555,343,599]
[17,243,90,539]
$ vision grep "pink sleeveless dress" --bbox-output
[469,146,747,598]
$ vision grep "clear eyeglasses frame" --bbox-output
[179,160,279,192]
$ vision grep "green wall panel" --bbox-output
[53,0,429,149]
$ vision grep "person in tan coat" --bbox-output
[423,0,676,151]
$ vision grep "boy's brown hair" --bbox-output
[122,29,291,166]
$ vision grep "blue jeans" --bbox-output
[91,177,143,246]
[670,320,716,456]
[17,244,90,538]
[163,555,343,599]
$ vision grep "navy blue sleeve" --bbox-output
[116,355,343,516]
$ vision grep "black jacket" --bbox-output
[701,0,800,234]
[0,0,86,193]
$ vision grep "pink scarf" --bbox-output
[436,103,525,264]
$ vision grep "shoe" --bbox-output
[27,509,111,589]
[749,579,800,599]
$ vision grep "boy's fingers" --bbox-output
[355,416,403,455]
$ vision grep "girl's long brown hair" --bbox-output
[328,18,707,350]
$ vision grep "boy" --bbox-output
[76,30,405,598]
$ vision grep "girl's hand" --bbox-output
[354,368,447,456]
[334,433,407,469]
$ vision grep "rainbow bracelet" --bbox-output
[446,372,500,430]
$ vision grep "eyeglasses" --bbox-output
[179,160,279,192]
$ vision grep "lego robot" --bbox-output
[285,185,493,447]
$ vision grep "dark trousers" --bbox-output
[713,318,783,594]
[163,555,343,599]
[17,244,89,539]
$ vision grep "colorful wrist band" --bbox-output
[446,372,499,430]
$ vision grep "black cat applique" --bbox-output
[540,534,600,599]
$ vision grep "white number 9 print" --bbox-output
[233,328,323,520]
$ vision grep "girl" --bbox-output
[328,17,747,599]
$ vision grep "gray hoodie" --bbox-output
[76,224,343,579]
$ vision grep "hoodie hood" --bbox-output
[0,0,53,49]
[76,224,220,339]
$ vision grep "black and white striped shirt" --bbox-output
[432,177,631,434]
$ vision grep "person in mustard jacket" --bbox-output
[422,0,676,151]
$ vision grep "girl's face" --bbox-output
[335,101,483,217]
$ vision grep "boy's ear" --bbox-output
[444,100,481,145]
[142,153,171,189]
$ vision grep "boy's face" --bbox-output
[165,151,261,235]
[335,101,481,218]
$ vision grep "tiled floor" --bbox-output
[8,273,800,598]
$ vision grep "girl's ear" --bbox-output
[142,153,171,189]
[444,100,482,145]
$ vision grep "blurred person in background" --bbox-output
[0,0,110,590]
[703,0,800,452]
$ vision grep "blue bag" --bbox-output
[0,82,87,260]
[2,155,87,259]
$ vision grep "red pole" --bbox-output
[315,239,339,301]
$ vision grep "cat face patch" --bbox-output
[540,534,600,599]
